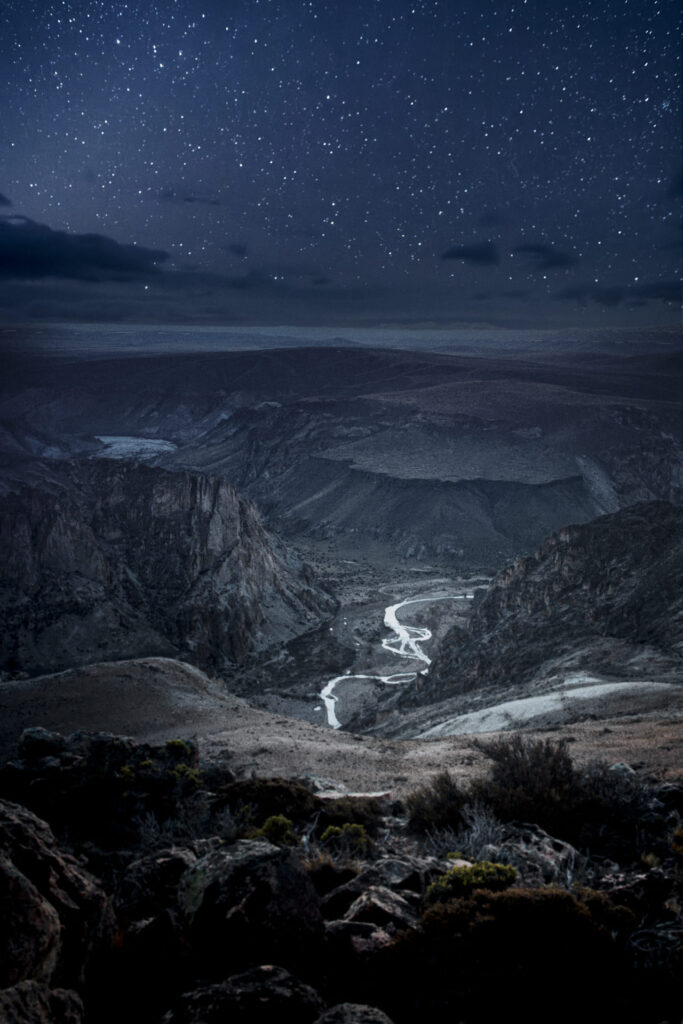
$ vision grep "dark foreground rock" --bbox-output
[178,839,325,977]
[0,981,84,1024]
[0,728,210,848]
[0,728,680,1024]
[0,800,113,992]
[315,1005,396,1024]
[163,965,324,1024]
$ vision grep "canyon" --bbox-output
[0,327,681,767]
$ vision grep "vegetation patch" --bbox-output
[250,814,300,846]
[405,770,467,833]
[425,860,517,905]
[320,822,373,856]
[212,777,322,826]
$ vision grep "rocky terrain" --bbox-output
[355,501,683,739]
[0,727,681,1024]
[0,459,334,678]
[1,332,682,1022]
[425,500,683,697]
[2,343,682,566]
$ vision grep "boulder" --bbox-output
[325,920,394,957]
[178,839,324,976]
[0,981,84,1024]
[595,868,674,917]
[343,886,418,933]
[117,846,198,920]
[314,1005,396,1024]
[0,853,61,986]
[481,822,583,886]
[320,856,441,920]
[0,799,113,990]
[352,856,431,894]
[163,965,324,1023]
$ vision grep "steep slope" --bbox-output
[0,460,335,678]
[419,501,683,704]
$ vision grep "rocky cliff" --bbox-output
[0,460,335,677]
[421,501,683,702]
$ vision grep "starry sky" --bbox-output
[0,0,681,328]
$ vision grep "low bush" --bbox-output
[212,777,322,826]
[317,794,386,836]
[424,860,517,905]
[250,814,299,846]
[303,850,360,896]
[320,822,372,856]
[406,737,663,860]
[469,734,578,835]
[371,886,638,1024]
[405,771,467,833]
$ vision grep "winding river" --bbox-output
[320,593,472,729]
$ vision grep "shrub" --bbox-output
[318,795,385,836]
[405,771,467,833]
[213,777,322,825]
[303,850,360,895]
[250,814,299,846]
[468,734,586,839]
[165,739,194,761]
[425,860,517,905]
[451,801,504,860]
[168,763,202,791]
[464,737,661,858]
[372,887,636,1024]
[320,822,372,856]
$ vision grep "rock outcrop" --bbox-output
[422,501,683,701]
[163,965,325,1024]
[0,799,113,992]
[0,459,335,677]
[178,839,325,976]
[0,981,84,1024]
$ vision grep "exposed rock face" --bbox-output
[314,1005,396,1024]
[0,459,335,677]
[423,501,683,701]
[0,800,112,992]
[478,823,583,888]
[178,839,324,976]
[0,981,84,1024]
[164,965,325,1024]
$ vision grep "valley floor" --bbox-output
[2,654,681,796]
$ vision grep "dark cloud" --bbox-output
[513,243,579,270]
[557,280,681,307]
[312,276,332,286]
[227,242,248,257]
[0,194,11,207]
[159,189,221,207]
[441,242,500,265]
[637,280,682,303]
[226,268,274,290]
[0,216,168,281]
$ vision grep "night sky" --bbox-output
[0,0,681,328]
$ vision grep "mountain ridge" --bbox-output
[0,459,335,678]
